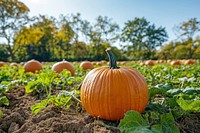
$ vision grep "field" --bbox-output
[0,60,200,133]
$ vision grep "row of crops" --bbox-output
[0,58,200,133]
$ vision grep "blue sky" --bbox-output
[20,0,200,44]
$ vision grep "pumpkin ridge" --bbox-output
[117,69,132,119]
[128,68,148,112]
[122,68,139,111]
[87,68,107,116]
[120,69,132,111]
[97,68,109,119]
[106,69,112,120]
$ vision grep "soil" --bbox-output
[0,86,120,133]
[0,86,199,133]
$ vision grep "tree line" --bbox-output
[0,0,200,62]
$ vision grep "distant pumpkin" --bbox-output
[145,60,155,66]
[52,60,74,76]
[80,61,94,70]
[10,62,18,67]
[170,60,181,66]
[184,60,193,65]
[0,61,5,67]
[80,48,148,121]
[23,59,42,73]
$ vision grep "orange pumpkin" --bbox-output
[80,61,94,70]
[23,59,42,73]
[52,60,74,76]
[184,60,193,65]
[80,48,148,121]
[170,60,181,66]
[0,61,5,67]
[10,62,18,67]
[145,60,155,66]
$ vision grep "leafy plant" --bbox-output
[31,90,81,114]
[118,110,180,133]
[25,71,57,96]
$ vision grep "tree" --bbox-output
[56,15,75,59]
[174,18,200,40]
[14,25,44,61]
[0,44,9,61]
[156,42,175,59]
[0,0,30,61]
[71,41,88,61]
[121,17,168,59]
[14,15,58,61]
[172,18,200,59]
[88,16,120,60]
[157,37,200,59]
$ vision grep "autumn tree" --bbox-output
[174,18,200,40]
[0,0,30,61]
[121,17,168,60]
[14,15,58,61]
[173,18,200,58]
[71,41,88,60]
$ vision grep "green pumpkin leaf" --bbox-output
[167,89,182,95]
[0,96,9,106]
[0,110,3,117]
[176,98,200,112]
[118,110,152,133]
[182,87,200,95]
[155,83,173,91]
[151,124,164,133]
[160,113,180,133]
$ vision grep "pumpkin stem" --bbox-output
[106,48,119,69]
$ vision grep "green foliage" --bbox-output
[0,96,9,106]
[0,0,30,61]
[118,111,180,133]
[177,99,200,112]
[0,110,3,117]
[118,110,151,133]
[158,38,200,59]
[31,90,80,114]
[121,17,168,59]
[25,71,57,95]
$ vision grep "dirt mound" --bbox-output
[0,87,120,133]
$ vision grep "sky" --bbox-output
[19,0,200,47]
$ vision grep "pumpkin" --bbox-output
[145,60,155,66]
[23,59,42,73]
[101,60,107,64]
[80,61,94,70]
[10,62,18,67]
[20,62,25,66]
[52,60,74,76]
[80,48,149,121]
[140,62,145,66]
[0,61,5,67]
[184,60,193,65]
[92,62,97,65]
[96,62,102,66]
[170,60,181,66]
